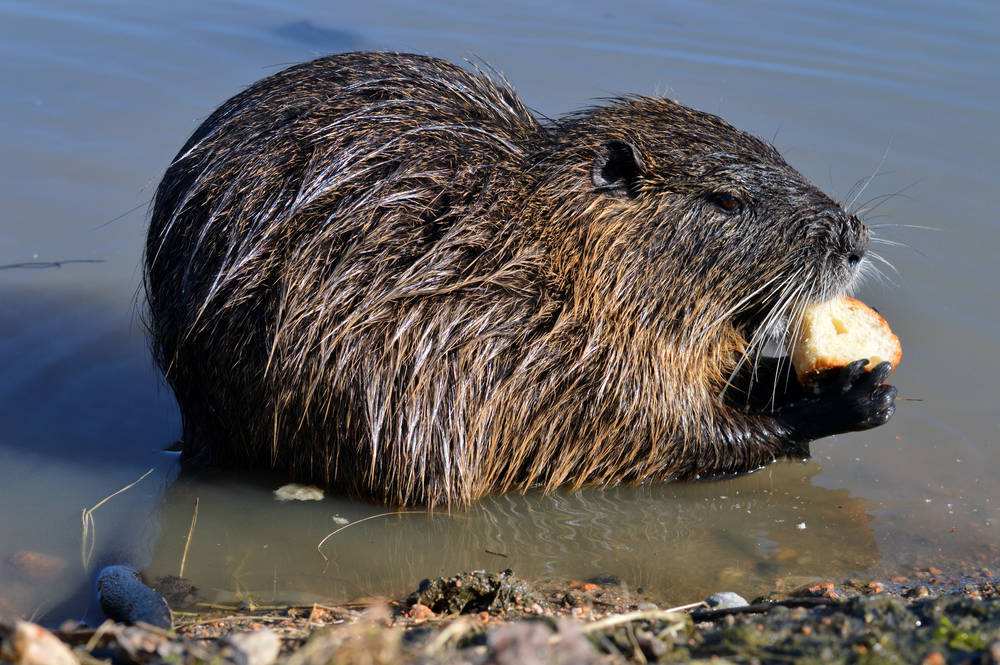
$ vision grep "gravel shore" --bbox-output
[4,568,1000,664]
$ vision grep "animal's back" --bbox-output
[146,53,549,504]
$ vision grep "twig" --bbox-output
[174,613,299,629]
[179,497,200,578]
[84,619,116,652]
[625,622,647,665]
[80,468,155,570]
[690,597,835,622]
[484,548,509,558]
[316,511,424,561]
[0,259,105,270]
[580,603,704,633]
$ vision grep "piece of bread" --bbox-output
[791,296,902,382]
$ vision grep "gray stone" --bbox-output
[226,629,281,665]
[96,565,172,628]
[705,591,749,610]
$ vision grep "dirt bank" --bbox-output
[4,570,1000,664]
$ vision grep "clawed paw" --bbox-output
[782,359,898,440]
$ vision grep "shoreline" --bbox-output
[4,568,1000,664]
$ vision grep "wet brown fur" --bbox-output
[145,52,870,506]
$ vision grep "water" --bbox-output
[1,0,997,623]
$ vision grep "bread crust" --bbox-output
[793,296,902,382]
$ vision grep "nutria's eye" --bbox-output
[706,192,743,214]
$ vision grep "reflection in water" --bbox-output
[146,461,877,606]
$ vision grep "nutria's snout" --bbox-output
[841,212,871,282]
[847,213,870,264]
[811,206,871,294]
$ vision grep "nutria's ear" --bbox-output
[591,140,644,198]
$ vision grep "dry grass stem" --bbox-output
[178,497,200,578]
[316,511,424,561]
[80,468,154,570]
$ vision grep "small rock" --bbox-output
[890,575,909,584]
[8,551,66,581]
[794,581,838,600]
[921,652,946,665]
[306,605,334,623]
[331,515,350,525]
[97,565,172,628]
[273,484,324,501]
[408,603,435,620]
[559,591,587,608]
[152,575,198,608]
[11,621,77,665]
[705,592,749,610]
[225,629,281,665]
[927,566,943,576]
[637,602,659,611]
[568,580,600,593]
[866,581,885,594]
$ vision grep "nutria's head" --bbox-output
[542,97,870,360]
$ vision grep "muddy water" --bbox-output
[1,1,997,622]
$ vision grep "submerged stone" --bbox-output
[96,565,172,629]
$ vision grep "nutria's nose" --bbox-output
[842,213,868,267]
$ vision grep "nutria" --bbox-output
[145,51,897,506]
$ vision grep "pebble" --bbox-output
[225,629,281,665]
[96,565,172,628]
[7,550,65,581]
[568,580,600,593]
[273,484,324,501]
[705,592,749,610]
[409,603,435,620]
[11,621,77,665]
[922,652,946,665]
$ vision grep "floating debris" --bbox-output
[274,484,325,502]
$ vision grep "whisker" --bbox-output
[869,223,942,232]
[854,179,924,218]
[842,170,895,206]
[867,251,901,278]
[720,271,808,403]
[871,236,928,260]
[846,141,892,213]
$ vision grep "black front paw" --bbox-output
[780,360,898,441]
